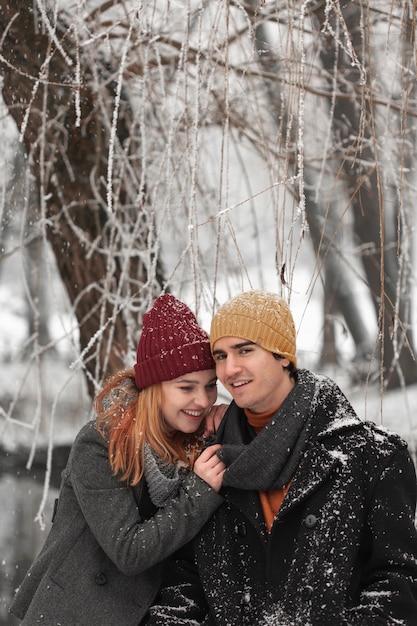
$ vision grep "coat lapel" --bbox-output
[278,443,339,519]
[223,486,268,538]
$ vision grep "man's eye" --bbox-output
[214,354,225,361]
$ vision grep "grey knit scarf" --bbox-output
[216,369,318,491]
[144,443,185,507]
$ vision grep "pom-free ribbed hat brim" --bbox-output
[135,341,215,389]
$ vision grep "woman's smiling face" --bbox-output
[160,369,218,433]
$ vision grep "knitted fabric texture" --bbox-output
[102,377,137,412]
[216,369,315,490]
[144,443,183,507]
[215,369,361,491]
[134,294,214,389]
[210,290,297,367]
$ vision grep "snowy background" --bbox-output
[1,209,417,625]
[1,221,417,625]
[1,20,417,618]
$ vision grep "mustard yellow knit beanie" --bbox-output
[210,290,297,367]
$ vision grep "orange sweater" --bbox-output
[245,407,291,533]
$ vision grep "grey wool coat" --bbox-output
[9,420,223,625]
[194,370,417,625]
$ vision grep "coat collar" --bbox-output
[223,486,268,538]
[218,370,364,527]
[222,437,349,532]
[278,443,339,518]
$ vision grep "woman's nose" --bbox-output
[194,388,211,408]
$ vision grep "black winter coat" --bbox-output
[9,420,223,625]
[194,370,417,625]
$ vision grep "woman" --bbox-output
[9,294,226,625]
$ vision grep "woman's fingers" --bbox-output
[204,404,228,436]
[194,445,226,492]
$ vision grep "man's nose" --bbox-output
[223,355,241,378]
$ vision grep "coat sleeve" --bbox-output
[69,424,223,576]
[346,446,417,625]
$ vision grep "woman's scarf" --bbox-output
[144,443,184,507]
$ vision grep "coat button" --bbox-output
[301,585,313,601]
[237,522,247,537]
[95,572,107,586]
[304,514,317,528]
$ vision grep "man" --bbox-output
[194,290,417,625]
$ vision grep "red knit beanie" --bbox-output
[134,294,215,390]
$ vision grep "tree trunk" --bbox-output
[0,1,163,396]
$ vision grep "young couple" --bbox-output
[10,291,417,625]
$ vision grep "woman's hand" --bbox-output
[204,403,228,437]
[194,444,225,493]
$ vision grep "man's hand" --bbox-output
[204,403,228,437]
[194,444,225,493]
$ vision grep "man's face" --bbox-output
[212,337,294,414]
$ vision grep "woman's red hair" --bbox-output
[95,369,205,485]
